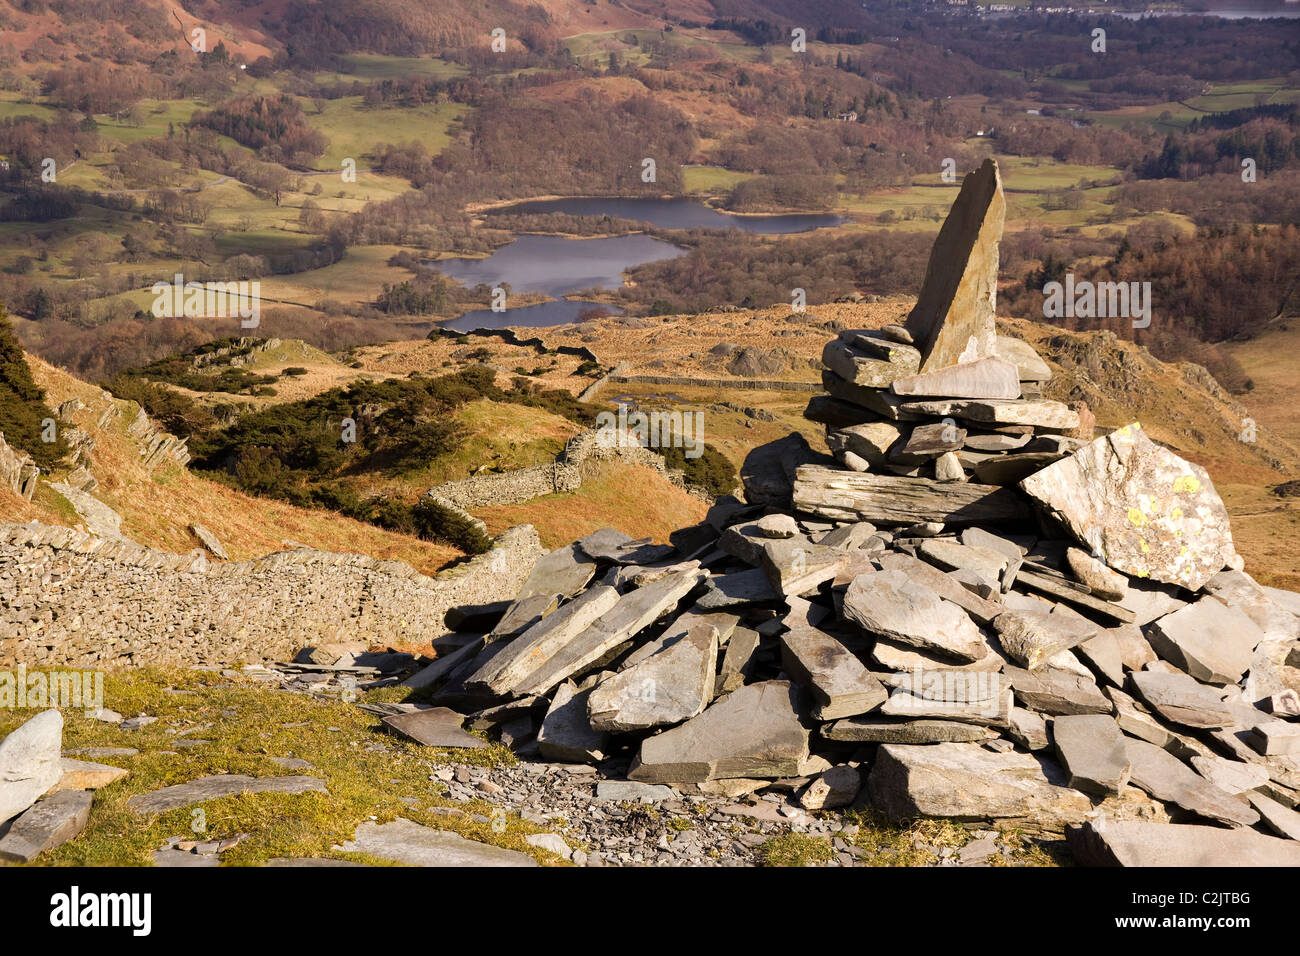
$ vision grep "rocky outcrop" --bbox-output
[0,433,38,501]
[125,408,190,469]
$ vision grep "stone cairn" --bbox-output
[384,158,1300,865]
[377,159,1300,865]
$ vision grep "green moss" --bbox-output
[0,668,562,866]
[759,832,834,867]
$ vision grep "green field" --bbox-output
[0,94,60,122]
[682,165,757,194]
[563,29,791,68]
[313,54,466,84]
[307,97,468,169]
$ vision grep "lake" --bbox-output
[435,233,683,331]
[493,196,844,234]
[438,197,844,330]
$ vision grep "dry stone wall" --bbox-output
[0,521,544,669]
[608,373,820,393]
[429,428,689,510]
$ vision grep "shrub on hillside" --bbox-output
[0,305,66,469]
[661,443,737,498]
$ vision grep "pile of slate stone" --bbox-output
[804,159,1079,490]
[399,160,1300,866]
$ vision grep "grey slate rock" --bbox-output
[995,610,1098,670]
[1123,737,1258,827]
[513,568,705,696]
[468,585,621,696]
[1129,670,1235,729]
[1067,819,1300,867]
[1005,666,1113,716]
[717,626,761,694]
[587,623,717,732]
[537,682,608,764]
[343,819,536,866]
[1148,596,1264,685]
[0,709,63,826]
[593,781,678,803]
[1246,791,1300,841]
[1052,714,1131,796]
[577,527,677,566]
[868,742,1092,824]
[821,718,991,744]
[799,766,861,810]
[843,569,990,663]
[780,627,888,720]
[128,774,327,815]
[696,568,780,609]
[1020,423,1235,592]
[382,708,487,749]
[628,681,809,784]
[0,790,93,862]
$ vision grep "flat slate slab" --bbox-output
[821,718,991,744]
[1148,596,1264,685]
[1123,737,1258,827]
[537,682,608,764]
[468,585,621,696]
[995,610,1098,669]
[843,569,990,663]
[875,551,1004,626]
[1189,755,1270,795]
[587,623,717,732]
[1128,670,1235,729]
[490,542,595,639]
[127,774,328,815]
[512,568,705,696]
[1020,423,1235,592]
[899,398,1079,430]
[628,681,809,784]
[1052,714,1131,796]
[343,819,536,867]
[868,742,1092,824]
[0,709,63,826]
[717,626,761,694]
[781,627,888,720]
[382,708,487,749]
[822,335,920,388]
[576,527,677,566]
[592,781,678,803]
[792,466,1030,527]
[0,790,92,862]
[696,568,780,609]
[49,758,129,792]
[1246,791,1300,841]
[1004,666,1113,716]
[996,335,1052,382]
[1067,820,1300,867]
[891,356,1020,400]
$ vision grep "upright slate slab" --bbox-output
[903,158,1005,372]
